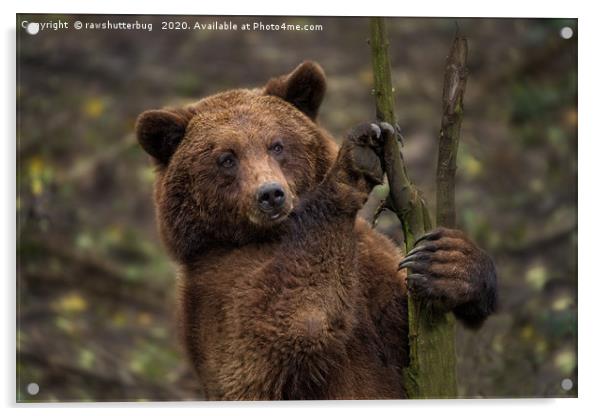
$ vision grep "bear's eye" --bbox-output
[269,141,284,155]
[217,152,236,169]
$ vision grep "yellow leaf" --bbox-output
[84,98,105,118]
[552,295,573,311]
[463,154,482,177]
[106,225,123,243]
[55,317,76,334]
[139,166,156,184]
[28,156,49,196]
[28,156,44,176]
[554,350,576,374]
[31,178,43,196]
[526,264,547,290]
[535,340,547,355]
[78,349,95,369]
[520,325,534,340]
[55,292,87,313]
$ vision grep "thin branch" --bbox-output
[371,198,388,228]
[437,35,468,228]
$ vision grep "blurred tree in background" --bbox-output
[16,15,577,401]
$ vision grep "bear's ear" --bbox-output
[264,61,326,121]
[135,108,193,165]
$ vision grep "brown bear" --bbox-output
[135,61,497,400]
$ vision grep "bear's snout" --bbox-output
[256,182,286,216]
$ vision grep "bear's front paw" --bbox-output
[398,228,497,328]
[338,121,394,189]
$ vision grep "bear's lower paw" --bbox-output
[398,227,497,317]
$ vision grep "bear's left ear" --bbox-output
[135,108,194,166]
[264,61,326,121]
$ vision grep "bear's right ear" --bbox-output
[264,61,326,121]
[135,109,193,165]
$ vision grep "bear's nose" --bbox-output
[257,182,286,213]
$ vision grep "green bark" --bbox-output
[369,17,427,249]
[437,35,468,229]
[369,17,464,399]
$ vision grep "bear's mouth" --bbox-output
[248,205,292,227]
[262,208,290,223]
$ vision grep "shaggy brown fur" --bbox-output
[136,61,497,400]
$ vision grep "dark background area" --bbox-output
[16,15,577,401]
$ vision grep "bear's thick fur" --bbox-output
[136,61,498,400]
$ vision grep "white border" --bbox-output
[8,0,581,17]
[3,0,601,414]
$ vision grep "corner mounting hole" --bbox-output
[561,378,573,391]
[26,22,40,35]
[560,27,573,39]
[27,382,40,396]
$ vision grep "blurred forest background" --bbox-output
[16,15,577,401]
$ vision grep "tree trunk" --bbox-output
[369,17,466,399]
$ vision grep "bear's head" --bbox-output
[136,61,339,263]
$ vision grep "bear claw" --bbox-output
[413,229,445,246]
[378,121,395,137]
[405,242,438,257]
[406,273,429,293]
[370,123,381,140]
[398,252,432,270]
